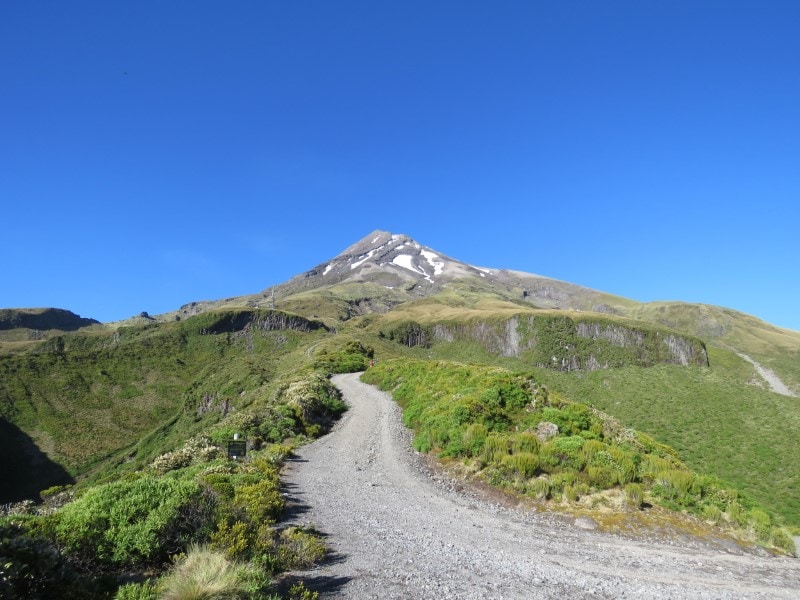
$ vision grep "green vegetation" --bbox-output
[3,251,799,595]
[0,308,346,598]
[529,346,800,528]
[0,308,331,486]
[362,359,795,554]
[2,402,335,597]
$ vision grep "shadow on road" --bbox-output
[276,572,352,597]
[281,479,314,521]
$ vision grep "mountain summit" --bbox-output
[272,229,626,315]
[292,230,487,292]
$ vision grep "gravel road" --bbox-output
[281,373,800,599]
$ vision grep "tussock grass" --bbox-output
[159,545,257,600]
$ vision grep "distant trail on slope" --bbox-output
[281,373,800,599]
[737,352,797,397]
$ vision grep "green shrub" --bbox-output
[461,423,488,456]
[233,480,284,524]
[313,341,374,374]
[210,412,260,445]
[55,476,215,567]
[288,582,320,600]
[501,452,539,479]
[115,581,158,600]
[528,478,551,499]
[540,404,594,435]
[540,436,586,471]
[624,483,644,508]
[201,473,235,501]
[769,528,796,556]
[511,432,540,454]
[277,374,346,436]
[748,508,772,538]
[639,454,679,480]
[151,437,222,474]
[726,501,746,526]
[652,469,697,503]
[0,522,85,599]
[703,504,723,524]
[562,485,578,502]
[209,520,252,561]
[581,439,608,460]
[482,434,510,463]
[587,465,618,488]
[276,527,326,570]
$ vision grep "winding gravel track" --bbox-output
[736,352,797,397]
[282,373,800,599]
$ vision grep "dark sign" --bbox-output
[227,440,247,459]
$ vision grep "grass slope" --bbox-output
[530,347,800,527]
[0,309,331,489]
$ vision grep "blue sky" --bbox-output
[2,1,798,330]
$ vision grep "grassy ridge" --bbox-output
[0,309,331,487]
[362,359,795,553]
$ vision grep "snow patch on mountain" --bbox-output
[392,254,433,282]
[323,264,333,276]
[351,245,386,270]
[421,250,444,276]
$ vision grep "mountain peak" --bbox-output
[297,230,484,291]
[336,230,409,258]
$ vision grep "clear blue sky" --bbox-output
[2,1,798,330]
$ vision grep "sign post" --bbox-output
[227,433,247,460]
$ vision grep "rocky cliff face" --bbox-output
[390,313,708,371]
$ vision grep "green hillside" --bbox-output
[341,294,800,529]
[362,358,795,552]
[3,238,799,596]
[0,309,331,485]
[0,307,357,598]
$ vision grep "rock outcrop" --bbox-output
[385,313,708,371]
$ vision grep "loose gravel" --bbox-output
[281,373,800,599]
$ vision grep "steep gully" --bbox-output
[281,373,799,599]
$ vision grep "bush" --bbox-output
[652,469,697,503]
[55,476,216,567]
[769,528,797,556]
[115,581,158,600]
[234,480,284,524]
[313,341,374,374]
[151,437,222,474]
[482,434,510,463]
[528,478,551,500]
[501,452,539,479]
[587,465,617,488]
[277,374,346,436]
[624,483,644,509]
[276,527,326,570]
[0,522,85,599]
[703,504,723,524]
[511,432,541,455]
[562,485,578,502]
[461,423,488,456]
